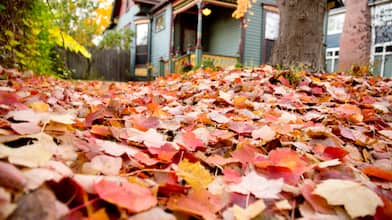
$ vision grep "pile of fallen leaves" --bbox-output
[0,65,391,220]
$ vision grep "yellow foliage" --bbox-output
[233,0,255,19]
[48,28,91,59]
[177,159,214,190]
[95,3,112,34]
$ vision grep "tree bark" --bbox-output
[269,0,327,72]
[338,0,371,71]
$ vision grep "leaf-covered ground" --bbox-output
[0,66,391,220]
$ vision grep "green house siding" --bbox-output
[151,5,172,75]
[243,0,276,66]
[204,7,241,57]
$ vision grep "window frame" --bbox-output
[155,12,165,33]
[326,47,340,72]
[372,42,392,77]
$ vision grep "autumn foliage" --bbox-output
[0,65,391,219]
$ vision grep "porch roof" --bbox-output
[172,0,236,15]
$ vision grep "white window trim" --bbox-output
[326,47,340,72]
[372,42,392,77]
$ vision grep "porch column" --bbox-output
[195,0,203,66]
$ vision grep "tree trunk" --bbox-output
[269,0,327,72]
[338,0,371,72]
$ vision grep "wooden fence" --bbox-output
[64,48,130,81]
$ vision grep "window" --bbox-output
[372,43,392,77]
[136,23,148,46]
[155,13,165,32]
[326,48,339,72]
[327,13,345,35]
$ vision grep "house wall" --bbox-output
[116,4,140,29]
[204,7,241,57]
[243,0,276,67]
[151,4,172,75]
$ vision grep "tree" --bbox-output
[269,0,327,72]
[47,0,112,47]
[338,0,371,72]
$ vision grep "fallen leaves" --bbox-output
[177,159,214,190]
[94,179,157,213]
[228,171,284,199]
[0,66,391,219]
[313,179,383,218]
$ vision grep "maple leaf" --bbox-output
[251,125,276,142]
[82,155,122,175]
[0,133,56,167]
[228,122,254,134]
[335,104,363,123]
[232,200,266,220]
[313,179,383,218]
[361,166,392,181]
[179,131,205,151]
[167,189,222,220]
[29,101,49,112]
[94,179,157,213]
[228,171,283,199]
[177,159,214,190]
[0,161,26,190]
[268,148,308,175]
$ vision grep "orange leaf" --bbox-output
[131,116,159,132]
[335,104,363,123]
[167,190,221,220]
[269,148,308,174]
[90,125,112,137]
[233,96,248,108]
[94,179,157,213]
[87,208,109,220]
[362,166,392,181]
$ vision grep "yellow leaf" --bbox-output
[313,179,383,218]
[177,159,214,190]
[233,200,266,220]
[29,102,49,112]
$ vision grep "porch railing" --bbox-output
[190,53,238,69]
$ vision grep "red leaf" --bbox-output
[0,91,19,105]
[85,108,105,127]
[167,190,222,220]
[223,168,242,184]
[131,116,159,132]
[361,166,392,181]
[322,146,349,160]
[375,196,392,220]
[133,152,159,166]
[231,145,257,165]
[182,131,205,151]
[265,165,301,185]
[94,179,157,213]
[269,148,308,174]
[335,104,363,123]
[148,143,178,162]
[301,181,334,214]
[228,122,255,134]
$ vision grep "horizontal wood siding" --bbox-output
[243,0,276,66]
[151,5,172,75]
[326,33,341,48]
[204,7,241,57]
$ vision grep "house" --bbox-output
[108,0,390,80]
[108,0,279,80]
[326,0,392,77]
